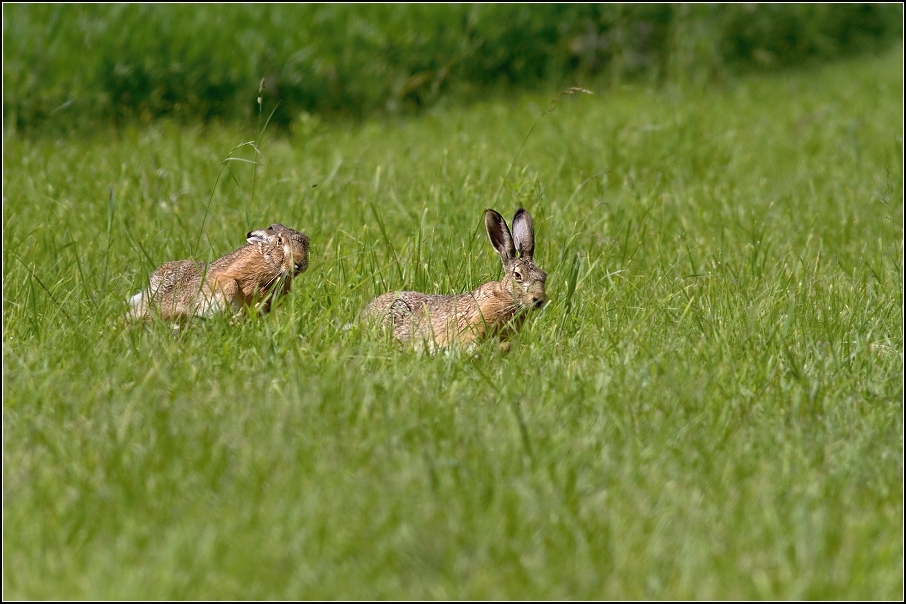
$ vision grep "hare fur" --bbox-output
[363,208,546,350]
[127,223,309,322]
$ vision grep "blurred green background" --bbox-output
[4,3,902,131]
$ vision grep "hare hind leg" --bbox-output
[198,278,241,318]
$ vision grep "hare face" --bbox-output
[503,257,547,310]
[248,224,310,277]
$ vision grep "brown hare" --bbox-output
[363,208,546,350]
[127,223,309,322]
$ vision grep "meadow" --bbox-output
[2,48,903,598]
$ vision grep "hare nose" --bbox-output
[532,294,547,309]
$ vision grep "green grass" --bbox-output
[3,49,903,599]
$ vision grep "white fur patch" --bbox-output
[128,292,145,308]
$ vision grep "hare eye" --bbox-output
[514,269,523,282]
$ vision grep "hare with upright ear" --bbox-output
[363,208,547,350]
[127,223,310,322]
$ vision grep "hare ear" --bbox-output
[246,229,271,244]
[511,208,535,259]
[485,209,516,261]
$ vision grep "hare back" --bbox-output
[363,291,473,346]
[129,260,213,321]
[130,256,259,322]
[364,282,521,346]
[149,260,206,293]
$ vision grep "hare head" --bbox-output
[485,208,547,312]
[245,223,310,278]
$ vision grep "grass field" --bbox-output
[3,48,903,599]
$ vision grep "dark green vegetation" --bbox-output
[4,3,902,130]
[3,45,903,598]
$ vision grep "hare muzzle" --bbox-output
[531,291,547,309]
[524,280,547,309]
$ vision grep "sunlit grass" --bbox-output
[3,49,903,599]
